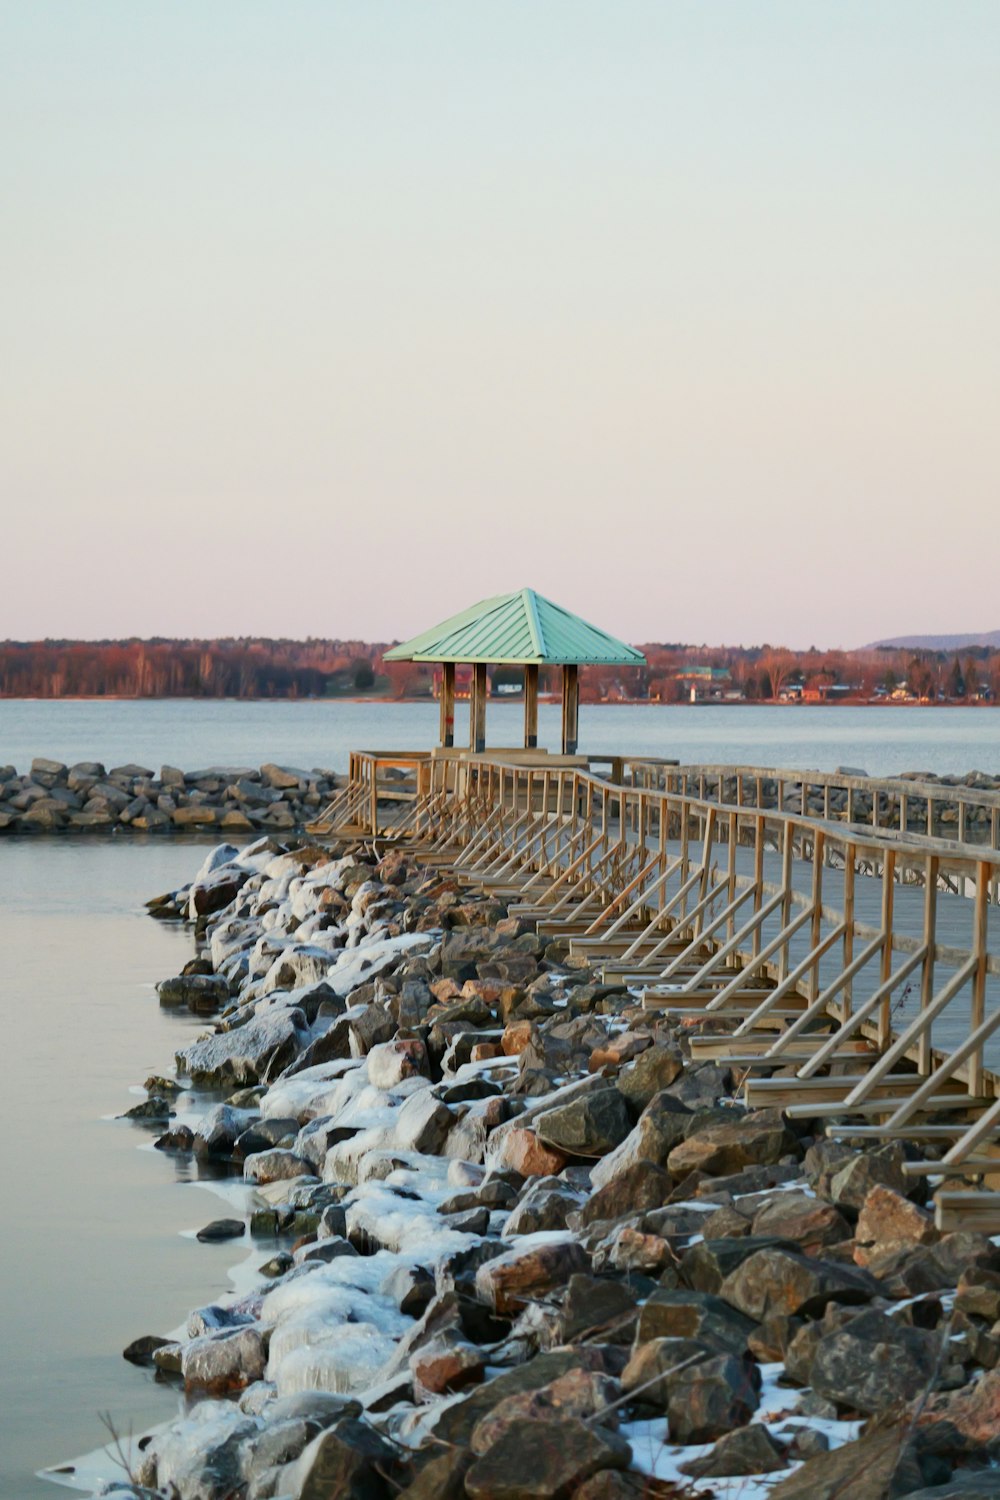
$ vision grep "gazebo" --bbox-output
[384,588,645,755]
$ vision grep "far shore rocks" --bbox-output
[0,759,344,834]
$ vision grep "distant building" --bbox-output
[673,665,733,703]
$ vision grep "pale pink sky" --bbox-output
[2,3,998,649]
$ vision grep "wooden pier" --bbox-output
[310,747,1000,1230]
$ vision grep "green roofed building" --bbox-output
[384,588,645,754]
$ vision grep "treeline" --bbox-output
[0,639,384,699]
[2,636,999,702]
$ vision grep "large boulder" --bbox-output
[177,1009,309,1086]
[474,1236,590,1315]
[667,1108,798,1176]
[853,1184,940,1267]
[464,1416,631,1500]
[286,1419,401,1500]
[535,1087,632,1157]
[182,1326,265,1396]
[809,1308,944,1414]
[588,1091,692,1190]
[621,1339,760,1441]
[719,1246,876,1321]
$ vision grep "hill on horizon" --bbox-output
[869,629,1000,652]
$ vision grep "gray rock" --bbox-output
[182,1325,266,1396]
[809,1307,943,1413]
[535,1087,632,1157]
[177,1008,309,1087]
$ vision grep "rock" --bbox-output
[143,1400,256,1496]
[287,1419,401,1500]
[536,1086,629,1152]
[469,1367,620,1455]
[588,1090,692,1190]
[621,1340,760,1440]
[244,1148,312,1184]
[719,1246,876,1321]
[182,1325,266,1396]
[475,1236,590,1315]
[367,1037,428,1089]
[853,1184,940,1267]
[768,1428,925,1499]
[828,1142,909,1211]
[151,1342,183,1377]
[914,1367,1000,1452]
[120,1095,174,1120]
[494,1127,568,1178]
[177,1009,308,1087]
[680,1424,787,1477]
[261,763,306,789]
[558,1273,639,1342]
[681,1235,799,1294]
[901,1478,1000,1499]
[123,1334,172,1366]
[636,1288,758,1354]
[392,1088,453,1153]
[195,1103,256,1158]
[428,1349,611,1447]
[616,1042,684,1110]
[580,1162,672,1225]
[809,1308,942,1413]
[410,1334,486,1395]
[667,1108,798,1176]
[441,927,505,981]
[399,1449,473,1499]
[955,1267,1000,1323]
[196,1218,246,1242]
[158,972,231,1010]
[503,1179,586,1236]
[751,1193,853,1253]
[30,756,67,780]
[464,1416,631,1500]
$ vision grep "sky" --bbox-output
[1,2,998,649]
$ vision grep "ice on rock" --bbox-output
[324,933,436,997]
[261,1058,362,1122]
[324,1126,395,1185]
[146,1399,259,1500]
[192,844,242,885]
[263,1261,410,1399]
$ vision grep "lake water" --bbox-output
[0,697,998,779]
[0,839,256,1499]
[0,697,998,1495]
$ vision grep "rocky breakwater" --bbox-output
[101,837,1000,1500]
[0,759,343,834]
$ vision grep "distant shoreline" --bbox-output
[0,694,996,709]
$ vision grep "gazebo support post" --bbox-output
[470,662,488,754]
[524,664,539,749]
[439,662,455,748]
[561,664,579,755]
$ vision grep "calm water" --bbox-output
[0,697,998,1495]
[0,839,255,1499]
[0,697,998,778]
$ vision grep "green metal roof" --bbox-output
[383,589,646,667]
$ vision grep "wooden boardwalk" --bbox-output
[309,749,1000,1230]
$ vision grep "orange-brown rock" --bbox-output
[474,1236,589,1314]
[410,1336,486,1396]
[493,1126,567,1177]
[470,1041,504,1063]
[501,1020,537,1056]
[853,1184,939,1268]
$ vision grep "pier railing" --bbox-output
[622,761,1000,848]
[312,749,1000,1223]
